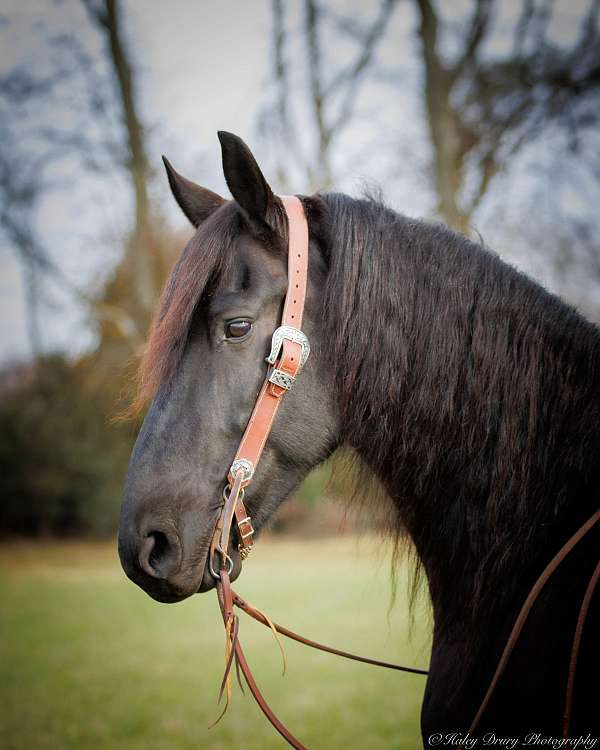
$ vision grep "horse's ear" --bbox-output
[217,131,275,227]
[162,156,225,228]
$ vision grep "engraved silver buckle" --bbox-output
[266,326,310,371]
[268,368,295,390]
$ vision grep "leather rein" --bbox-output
[206,195,600,747]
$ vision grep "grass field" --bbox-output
[0,536,431,750]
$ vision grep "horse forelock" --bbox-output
[130,202,242,416]
[129,198,290,418]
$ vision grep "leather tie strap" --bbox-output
[214,572,426,749]
[465,505,600,739]
[232,591,428,675]
[216,574,308,750]
[563,557,600,737]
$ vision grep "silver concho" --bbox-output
[230,458,255,482]
[265,326,310,371]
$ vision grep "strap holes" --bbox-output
[295,284,299,288]
[297,253,301,258]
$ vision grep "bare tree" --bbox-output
[262,0,399,191]
[0,0,168,363]
[0,54,125,357]
[81,0,163,335]
[414,0,600,233]
[261,0,600,309]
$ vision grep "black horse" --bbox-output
[119,131,600,741]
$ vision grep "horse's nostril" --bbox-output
[139,529,182,580]
[149,531,169,569]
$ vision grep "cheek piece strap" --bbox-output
[209,195,310,578]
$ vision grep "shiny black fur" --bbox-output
[312,192,600,736]
[120,132,600,740]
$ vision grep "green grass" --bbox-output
[0,537,431,750]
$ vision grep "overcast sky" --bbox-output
[0,0,598,363]
[0,1,279,361]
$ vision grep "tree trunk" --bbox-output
[100,0,159,331]
[416,0,471,234]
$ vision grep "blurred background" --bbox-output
[1,1,599,748]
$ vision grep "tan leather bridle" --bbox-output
[209,196,310,579]
[206,195,600,747]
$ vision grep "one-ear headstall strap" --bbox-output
[225,195,310,559]
[208,194,312,748]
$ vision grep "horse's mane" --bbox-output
[317,191,600,647]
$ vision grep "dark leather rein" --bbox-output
[207,195,600,747]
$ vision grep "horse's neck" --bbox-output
[330,205,600,633]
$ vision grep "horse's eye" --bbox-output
[225,320,252,339]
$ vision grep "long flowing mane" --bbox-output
[317,192,600,648]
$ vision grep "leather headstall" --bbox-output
[209,195,310,580]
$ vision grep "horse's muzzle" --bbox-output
[118,515,242,602]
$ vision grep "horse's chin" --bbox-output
[146,588,192,604]
[129,544,242,603]
[197,545,243,593]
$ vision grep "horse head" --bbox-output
[118,132,339,602]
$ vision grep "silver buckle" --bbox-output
[266,326,310,371]
[268,368,295,390]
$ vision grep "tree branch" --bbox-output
[454,0,494,78]
[330,0,399,132]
